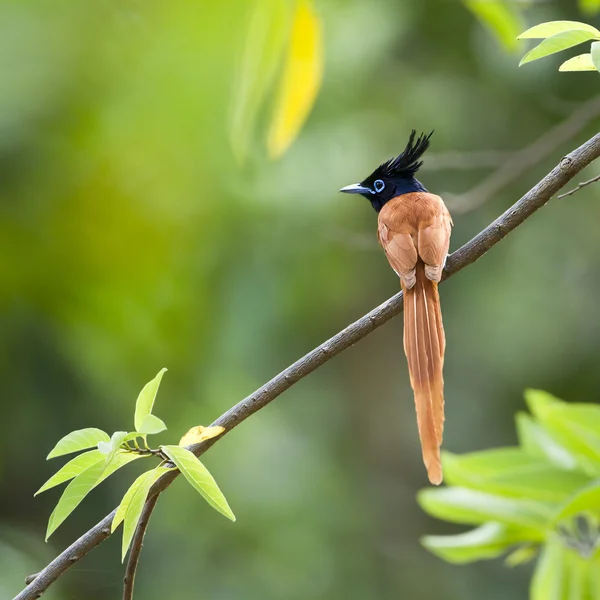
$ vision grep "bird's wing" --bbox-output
[377,219,418,282]
[417,201,452,277]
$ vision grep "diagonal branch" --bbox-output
[14,132,600,600]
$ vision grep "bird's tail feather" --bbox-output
[402,261,445,485]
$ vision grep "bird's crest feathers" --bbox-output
[372,130,433,180]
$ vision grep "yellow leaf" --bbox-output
[179,425,225,447]
[229,0,292,165]
[267,0,324,159]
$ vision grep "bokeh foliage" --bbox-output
[3,0,600,599]
[421,391,600,598]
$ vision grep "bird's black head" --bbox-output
[340,130,433,212]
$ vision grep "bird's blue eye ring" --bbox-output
[374,179,385,193]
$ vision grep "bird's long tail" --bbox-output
[402,261,445,485]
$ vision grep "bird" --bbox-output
[340,131,452,484]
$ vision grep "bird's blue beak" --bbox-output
[339,183,374,195]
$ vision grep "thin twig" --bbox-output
[447,95,600,214]
[557,174,600,198]
[122,493,160,600]
[15,132,600,600]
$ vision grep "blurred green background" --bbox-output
[2,0,600,598]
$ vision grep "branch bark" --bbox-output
[122,493,160,600]
[15,132,600,600]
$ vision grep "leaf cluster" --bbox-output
[37,369,234,561]
[419,390,600,598]
[518,21,600,72]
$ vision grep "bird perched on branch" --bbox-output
[340,131,452,484]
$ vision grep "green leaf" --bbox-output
[121,432,145,444]
[531,540,587,598]
[516,413,578,470]
[518,20,600,39]
[45,460,106,540]
[229,0,292,164]
[422,522,531,564]
[531,537,565,600]
[35,450,104,496]
[266,0,324,159]
[418,487,553,532]
[47,428,110,459]
[115,467,170,561]
[98,431,129,461]
[138,414,167,435]
[113,468,161,532]
[443,449,590,502]
[559,53,597,71]
[589,556,600,595]
[505,544,538,567]
[591,41,600,72]
[580,0,600,16]
[526,391,600,475]
[162,445,235,521]
[134,368,167,432]
[554,482,600,523]
[45,451,146,539]
[519,30,600,66]
[101,451,146,480]
[464,0,524,52]
[525,389,562,413]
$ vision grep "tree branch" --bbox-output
[15,132,600,600]
[557,173,600,199]
[122,493,160,600]
[447,95,600,214]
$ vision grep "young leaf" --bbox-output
[518,20,600,39]
[589,555,600,595]
[519,30,600,66]
[98,431,129,460]
[134,368,167,432]
[229,0,292,164]
[592,41,600,72]
[526,394,600,475]
[525,389,562,413]
[418,487,553,532]
[35,450,104,496]
[45,460,106,540]
[464,0,524,52]
[505,544,538,567]
[559,53,596,71]
[422,522,530,564]
[121,432,146,445]
[45,451,146,539]
[114,467,170,560]
[442,449,590,502]
[138,414,167,435]
[101,451,147,480]
[530,537,566,600]
[266,0,323,159]
[161,445,235,521]
[553,481,600,523]
[179,425,225,447]
[516,413,577,470]
[47,428,110,459]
